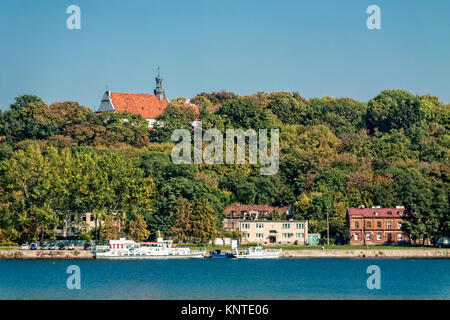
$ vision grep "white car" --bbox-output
[68,244,75,250]
[21,244,29,250]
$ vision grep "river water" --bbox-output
[0,258,448,299]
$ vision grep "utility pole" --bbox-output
[326,206,330,245]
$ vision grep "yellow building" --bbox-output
[238,220,308,245]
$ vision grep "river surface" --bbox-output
[0,258,448,299]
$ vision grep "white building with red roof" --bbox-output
[97,71,169,128]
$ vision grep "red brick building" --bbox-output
[347,207,411,245]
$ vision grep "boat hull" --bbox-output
[210,253,235,258]
[233,254,280,259]
[94,252,206,259]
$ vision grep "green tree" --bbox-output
[128,214,150,241]
[170,197,193,242]
[191,197,217,243]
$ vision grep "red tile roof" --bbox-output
[224,204,290,218]
[347,207,407,218]
[110,92,169,119]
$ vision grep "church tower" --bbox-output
[154,67,165,101]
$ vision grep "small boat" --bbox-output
[210,249,234,258]
[233,246,282,259]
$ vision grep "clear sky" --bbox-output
[1,0,449,111]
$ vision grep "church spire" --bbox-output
[154,67,165,101]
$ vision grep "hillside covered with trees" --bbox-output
[0,90,448,245]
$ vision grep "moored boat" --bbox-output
[210,249,234,258]
[233,246,282,259]
[94,237,205,259]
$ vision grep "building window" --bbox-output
[82,216,86,221]
[256,233,264,238]
[90,215,94,221]
[367,221,371,228]
[377,233,381,241]
[377,221,382,228]
[296,233,304,238]
[366,233,372,240]
[354,234,359,241]
[70,215,75,222]
[256,223,264,229]
[387,222,392,229]
[242,223,250,229]
[354,222,359,229]
[296,223,304,229]
[282,223,290,229]
[282,233,291,238]
[397,234,402,241]
[397,222,402,230]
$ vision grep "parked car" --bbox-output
[437,237,449,248]
[30,243,38,250]
[20,244,29,250]
[58,244,66,250]
[48,244,56,250]
[68,244,75,250]
[40,243,48,250]
[84,243,92,250]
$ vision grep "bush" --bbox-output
[319,238,336,245]
[0,241,18,247]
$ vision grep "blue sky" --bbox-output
[1,0,449,111]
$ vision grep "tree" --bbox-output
[128,214,150,241]
[266,92,308,125]
[170,197,193,242]
[268,210,281,220]
[152,104,197,142]
[366,90,423,133]
[217,98,271,130]
[191,197,217,243]
[101,215,122,242]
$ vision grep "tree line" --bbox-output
[0,89,448,245]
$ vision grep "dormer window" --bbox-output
[398,211,403,216]
[374,212,379,216]
[387,211,392,215]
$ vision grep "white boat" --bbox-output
[233,246,282,259]
[94,237,205,259]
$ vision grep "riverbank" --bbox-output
[0,249,93,259]
[1,248,449,259]
[281,248,450,258]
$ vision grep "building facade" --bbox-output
[347,206,411,245]
[221,204,308,245]
[223,204,291,223]
[56,211,124,239]
[239,220,308,245]
[97,71,169,128]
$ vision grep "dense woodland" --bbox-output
[0,89,448,245]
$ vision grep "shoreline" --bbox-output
[0,248,449,259]
[281,249,450,258]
